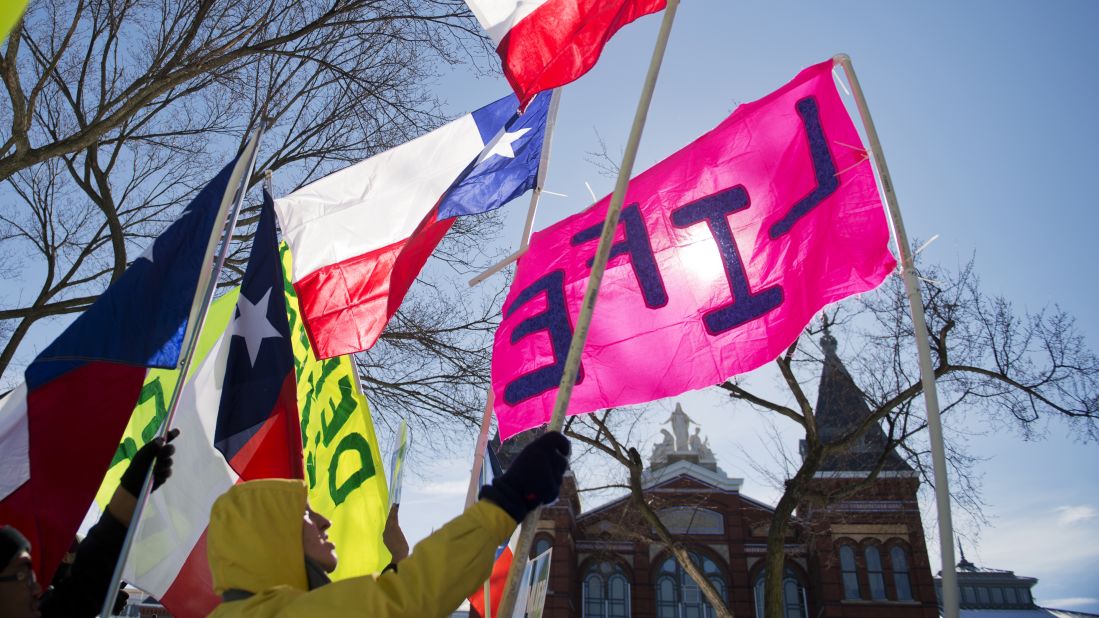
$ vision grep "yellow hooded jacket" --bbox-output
[207,479,516,618]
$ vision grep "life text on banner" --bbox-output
[491,60,896,439]
[280,243,391,580]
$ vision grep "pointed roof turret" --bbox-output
[812,330,912,472]
[957,539,976,571]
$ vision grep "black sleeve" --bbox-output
[39,509,129,618]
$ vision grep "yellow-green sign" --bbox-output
[281,243,390,579]
[0,0,27,44]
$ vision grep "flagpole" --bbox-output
[469,88,563,287]
[465,391,496,509]
[833,53,959,618]
[98,122,268,618]
[495,2,680,616]
[520,89,562,251]
[466,86,563,500]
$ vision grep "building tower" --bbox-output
[799,331,939,617]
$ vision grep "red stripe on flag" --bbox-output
[468,546,514,618]
[0,362,146,583]
[227,372,304,481]
[294,239,404,359]
[159,530,220,618]
[387,210,454,315]
[497,0,666,107]
[293,210,455,359]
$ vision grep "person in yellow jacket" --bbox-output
[206,431,570,618]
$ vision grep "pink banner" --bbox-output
[491,61,897,440]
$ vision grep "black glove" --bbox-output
[114,583,130,615]
[120,428,179,495]
[480,432,570,523]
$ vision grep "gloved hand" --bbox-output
[479,431,570,523]
[120,428,180,496]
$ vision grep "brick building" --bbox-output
[503,334,940,618]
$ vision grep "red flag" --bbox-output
[469,545,515,618]
[464,0,666,107]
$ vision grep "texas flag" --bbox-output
[275,91,552,359]
[0,147,254,584]
[464,0,666,107]
[121,192,303,618]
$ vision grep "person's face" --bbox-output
[302,506,337,573]
[0,550,41,618]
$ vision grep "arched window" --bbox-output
[753,568,807,618]
[583,562,629,618]
[865,546,886,599]
[890,546,912,601]
[533,535,553,558]
[839,545,860,599]
[654,552,726,618]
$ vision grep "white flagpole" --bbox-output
[469,88,563,287]
[465,88,563,618]
[495,1,680,616]
[833,53,959,618]
[468,87,565,502]
[465,391,496,509]
[98,122,268,618]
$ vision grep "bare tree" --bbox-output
[0,0,486,182]
[0,0,511,434]
[711,258,1098,618]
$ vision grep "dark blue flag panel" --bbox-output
[26,155,242,389]
[214,191,296,468]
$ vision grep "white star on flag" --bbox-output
[231,288,283,367]
[476,127,531,164]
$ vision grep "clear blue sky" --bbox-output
[395,0,1099,612]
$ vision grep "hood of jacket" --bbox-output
[208,479,309,596]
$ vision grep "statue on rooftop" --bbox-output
[651,429,675,464]
[663,402,696,452]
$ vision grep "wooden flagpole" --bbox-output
[465,391,496,509]
[833,53,960,618]
[99,122,268,617]
[495,1,680,616]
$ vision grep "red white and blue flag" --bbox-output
[213,191,303,482]
[275,91,552,359]
[464,0,666,107]
[124,192,304,618]
[0,152,249,583]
